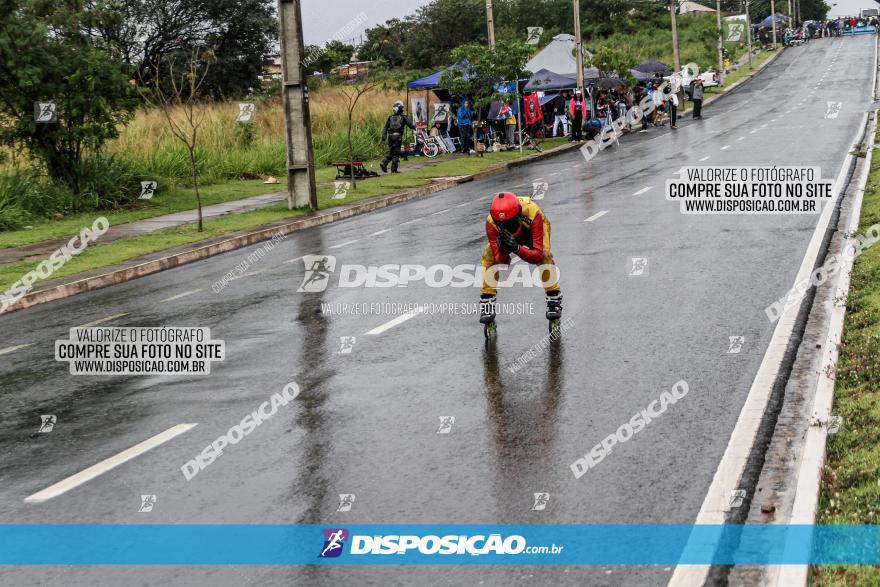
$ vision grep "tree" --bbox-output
[93,0,276,99]
[440,40,533,128]
[359,18,412,67]
[338,81,380,191]
[304,40,355,75]
[592,46,638,84]
[0,0,137,192]
[140,48,214,231]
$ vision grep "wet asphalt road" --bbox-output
[0,36,875,586]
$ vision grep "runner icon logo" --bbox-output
[437,416,455,434]
[319,528,349,558]
[297,255,337,292]
[138,494,157,512]
[337,494,355,512]
[531,492,550,511]
[38,415,56,433]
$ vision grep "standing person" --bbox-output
[380,101,414,174]
[569,89,587,141]
[457,100,475,154]
[664,85,679,129]
[500,104,516,146]
[638,86,651,133]
[691,78,704,120]
[551,97,569,137]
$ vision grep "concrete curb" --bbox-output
[0,141,581,316]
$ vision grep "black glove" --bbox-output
[497,229,519,255]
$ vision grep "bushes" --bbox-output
[0,168,66,230]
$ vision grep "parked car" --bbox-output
[664,69,719,99]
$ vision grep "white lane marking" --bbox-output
[284,256,305,264]
[632,186,653,196]
[761,124,768,128]
[669,111,872,587]
[228,270,263,282]
[161,289,203,302]
[771,119,777,122]
[699,156,711,162]
[400,218,422,225]
[75,313,128,329]
[737,137,745,141]
[431,209,450,216]
[24,424,198,503]
[584,211,608,222]
[330,240,359,249]
[368,228,392,237]
[549,172,561,176]
[455,202,470,207]
[750,129,758,134]
[720,145,730,150]
[0,343,34,356]
[365,307,426,336]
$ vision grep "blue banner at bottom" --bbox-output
[1,525,880,565]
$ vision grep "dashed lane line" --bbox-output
[0,343,34,356]
[160,289,203,302]
[329,240,359,249]
[24,424,199,503]
[365,307,426,336]
[75,313,128,329]
[584,211,609,222]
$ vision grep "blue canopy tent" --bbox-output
[524,68,577,92]
[760,14,790,28]
[406,62,473,90]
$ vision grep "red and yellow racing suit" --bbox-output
[480,196,560,295]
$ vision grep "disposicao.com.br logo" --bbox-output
[317,529,563,558]
[297,255,560,292]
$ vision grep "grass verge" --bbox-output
[811,126,880,585]
[0,139,567,291]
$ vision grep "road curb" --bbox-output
[0,142,581,316]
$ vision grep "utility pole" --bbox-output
[574,0,584,93]
[746,0,753,67]
[671,0,682,73]
[486,0,496,47]
[277,0,316,210]
[716,0,724,84]
[770,0,778,50]
[788,0,792,22]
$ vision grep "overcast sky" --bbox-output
[301,0,876,45]
[301,0,433,44]
[827,0,879,17]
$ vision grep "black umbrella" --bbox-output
[633,60,671,75]
[596,77,625,89]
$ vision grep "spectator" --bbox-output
[651,82,666,126]
[457,100,475,154]
[569,89,588,141]
[429,121,443,137]
[551,97,569,137]
[638,86,651,133]
[691,78,704,119]
[500,104,516,146]
[664,85,679,129]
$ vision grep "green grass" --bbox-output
[0,139,567,290]
[811,126,880,585]
[705,48,776,98]
[0,179,289,249]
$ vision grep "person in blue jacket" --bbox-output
[457,100,474,154]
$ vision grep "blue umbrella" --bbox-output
[760,14,790,28]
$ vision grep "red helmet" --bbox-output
[490,192,522,223]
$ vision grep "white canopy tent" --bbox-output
[679,1,716,15]
[525,33,599,80]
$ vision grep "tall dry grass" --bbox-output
[107,84,404,184]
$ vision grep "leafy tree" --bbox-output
[93,0,276,99]
[0,0,137,192]
[591,46,637,84]
[439,40,532,126]
[359,18,412,67]
[304,40,355,74]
